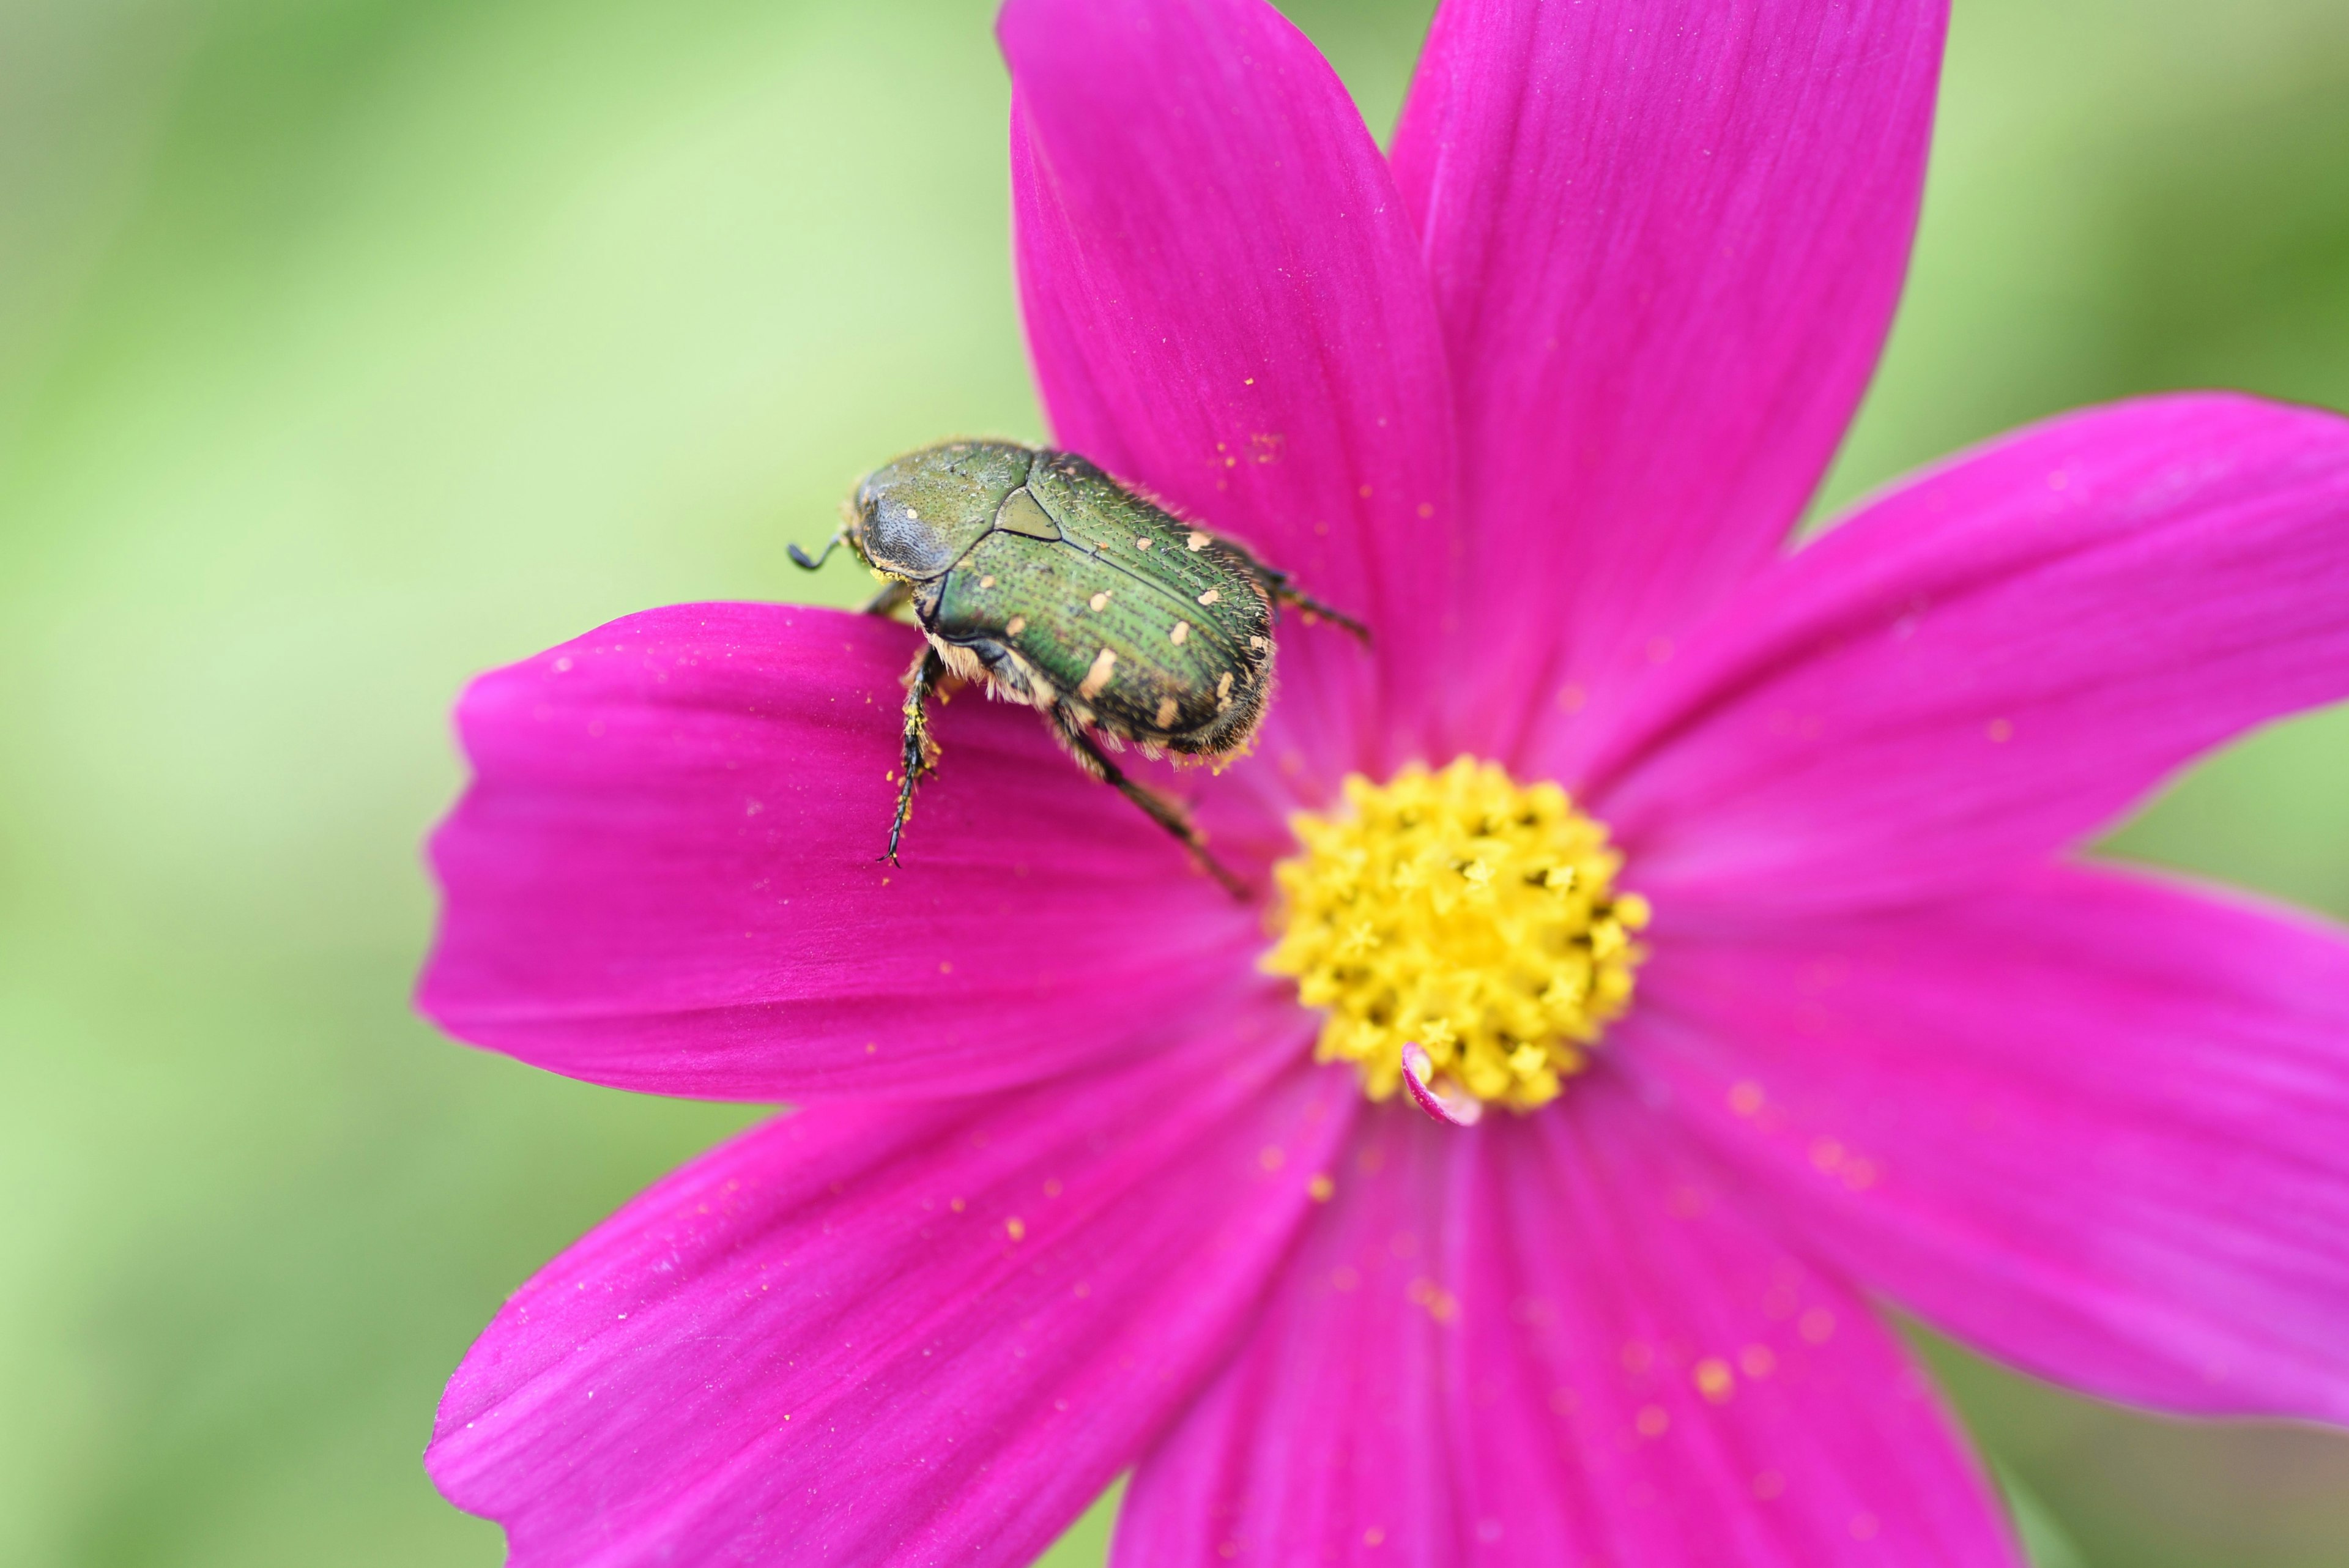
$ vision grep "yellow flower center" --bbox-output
[1263,757,1649,1115]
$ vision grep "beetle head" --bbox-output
[851,440,1035,580]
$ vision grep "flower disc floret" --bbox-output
[1263,757,1650,1111]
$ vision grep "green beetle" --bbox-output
[791,439,1368,895]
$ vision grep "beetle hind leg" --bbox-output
[886,646,946,865]
[1212,538,1373,645]
[1265,579,1371,645]
[1047,703,1250,900]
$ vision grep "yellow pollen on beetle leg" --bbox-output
[1262,758,1650,1113]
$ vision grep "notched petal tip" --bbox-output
[1400,1041,1483,1128]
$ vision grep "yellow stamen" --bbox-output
[1263,757,1650,1113]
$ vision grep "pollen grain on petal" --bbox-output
[1263,758,1649,1113]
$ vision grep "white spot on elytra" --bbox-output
[1155,696,1179,727]
[1134,536,1152,550]
[1198,589,1220,606]
[979,574,996,589]
[1089,591,1111,611]
[1187,531,1211,551]
[1249,635,1268,652]
[1007,615,1028,634]
[1171,621,1190,645]
[1079,647,1118,699]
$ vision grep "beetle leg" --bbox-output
[1047,703,1250,900]
[860,577,916,618]
[886,646,946,865]
[1262,578,1371,645]
[1211,539,1373,645]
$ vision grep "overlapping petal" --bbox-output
[429,1005,1356,1567]
[1392,0,1947,760]
[1579,394,2349,915]
[1003,0,1458,781]
[1630,862,2349,1424]
[1116,1088,2019,1566]
[418,603,1267,1101]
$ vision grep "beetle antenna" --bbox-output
[789,533,842,571]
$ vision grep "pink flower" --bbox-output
[417,0,2349,1562]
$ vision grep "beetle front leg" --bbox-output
[886,646,946,865]
[861,577,916,618]
[1047,704,1250,900]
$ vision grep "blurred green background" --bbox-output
[2,0,2346,1562]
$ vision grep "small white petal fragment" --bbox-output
[1401,1042,1483,1127]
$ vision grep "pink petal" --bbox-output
[1116,1090,2019,1566]
[1630,861,2349,1423]
[1581,394,2349,915]
[1003,0,1460,779]
[1391,0,1946,759]
[418,603,1270,1100]
[429,1009,1357,1567]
